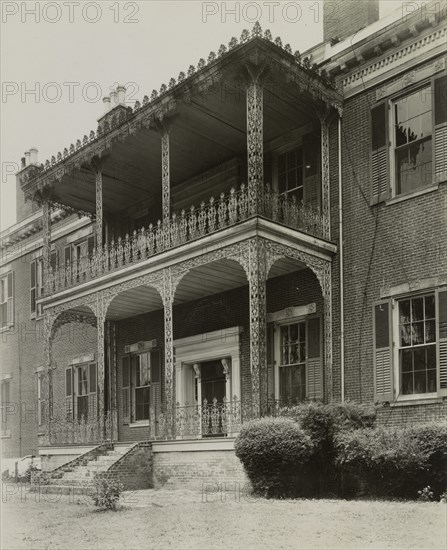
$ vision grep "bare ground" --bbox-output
[1,486,446,550]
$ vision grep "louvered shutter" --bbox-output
[6,272,14,325]
[30,262,36,314]
[434,75,447,183]
[87,236,95,257]
[150,350,161,419]
[371,103,389,204]
[266,323,275,405]
[64,245,72,266]
[373,300,394,402]
[122,356,130,424]
[50,251,57,272]
[304,133,321,210]
[88,363,97,418]
[65,367,73,420]
[307,317,323,400]
[437,289,447,396]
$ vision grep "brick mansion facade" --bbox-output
[1,0,446,485]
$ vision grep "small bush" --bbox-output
[418,486,434,502]
[235,417,314,498]
[91,478,124,511]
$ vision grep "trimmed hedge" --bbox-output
[335,422,447,498]
[235,401,446,500]
[234,417,314,497]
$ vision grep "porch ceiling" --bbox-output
[101,257,308,321]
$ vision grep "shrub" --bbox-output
[404,422,447,498]
[91,478,124,511]
[335,426,430,498]
[235,417,314,498]
[277,401,376,495]
[418,486,434,502]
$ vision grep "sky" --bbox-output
[0,0,405,230]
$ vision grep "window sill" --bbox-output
[129,421,150,428]
[390,396,444,407]
[0,325,14,334]
[1,431,11,439]
[386,184,439,206]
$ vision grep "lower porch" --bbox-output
[39,237,334,449]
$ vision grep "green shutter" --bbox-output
[307,317,322,400]
[437,289,447,395]
[434,75,447,183]
[373,300,394,403]
[371,102,389,204]
[122,356,130,424]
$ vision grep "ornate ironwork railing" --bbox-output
[45,184,324,294]
[149,396,259,440]
[40,409,118,446]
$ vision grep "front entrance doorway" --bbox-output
[200,360,226,437]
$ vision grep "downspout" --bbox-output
[338,116,345,402]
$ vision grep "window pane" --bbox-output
[412,297,424,321]
[412,322,424,345]
[425,320,436,343]
[414,369,427,394]
[289,324,298,343]
[401,372,413,395]
[424,295,435,319]
[399,300,411,323]
[400,324,412,347]
[289,344,298,364]
[401,349,412,372]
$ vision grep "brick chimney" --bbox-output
[323,0,380,43]
[16,148,41,222]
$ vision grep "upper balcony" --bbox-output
[18,24,343,300]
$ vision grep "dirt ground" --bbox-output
[1,485,446,550]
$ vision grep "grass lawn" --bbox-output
[1,486,446,550]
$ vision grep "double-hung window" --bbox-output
[393,86,432,196]
[279,322,306,402]
[371,72,446,204]
[0,273,14,328]
[374,289,447,402]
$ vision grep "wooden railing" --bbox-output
[46,184,324,295]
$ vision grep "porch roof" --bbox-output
[19,23,343,215]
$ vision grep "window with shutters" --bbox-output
[398,294,437,395]
[371,74,446,204]
[30,259,43,317]
[273,316,322,403]
[0,273,14,329]
[122,349,161,425]
[392,86,432,196]
[374,290,447,403]
[65,363,97,421]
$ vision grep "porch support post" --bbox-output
[162,269,174,435]
[96,294,106,436]
[43,313,54,444]
[248,238,267,415]
[161,128,170,224]
[42,200,51,290]
[319,111,331,240]
[95,169,103,249]
[322,262,333,402]
[246,72,264,216]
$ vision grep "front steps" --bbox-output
[33,443,152,494]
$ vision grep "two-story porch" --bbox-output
[20,24,342,450]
